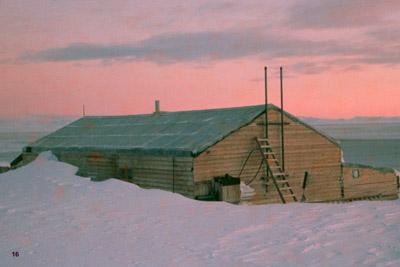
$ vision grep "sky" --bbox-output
[1,0,400,119]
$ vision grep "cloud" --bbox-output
[367,27,400,43]
[15,17,400,73]
[290,61,331,75]
[18,29,355,65]
[361,53,400,65]
[19,43,140,63]
[19,30,267,63]
[0,57,12,64]
[250,77,263,83]
[287,0,400,29]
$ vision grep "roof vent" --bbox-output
[155,100,160,114]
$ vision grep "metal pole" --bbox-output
[280,67,285,172]
[264,66,268,139]
[83,104,85,117]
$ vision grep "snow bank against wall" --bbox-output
[1,152,400,266]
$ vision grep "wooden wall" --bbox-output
[22,152,38,165]
[194,110,343,204]
[22,152,194,198]
[118,155,194,198]
[343,166,398,200]
[193,115,267,198]
[266,110,342,203]
[0,166,11,174]
[23,151,118,180]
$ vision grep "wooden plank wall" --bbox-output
[0,166,11,174]
[118,155,194,198]
[194,110,342,204]
[221,185,241,204]
[22,151,118,180]
[60,152,118,180]
[22,152,194,198]
[193,116,267,198]
[22,152,195,198]
[22,152,38,165]
[265,110,342,203]
[343,167,398,200]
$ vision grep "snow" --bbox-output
[395,169,400,178]
[1,152,400,266]
[0,161,11,167]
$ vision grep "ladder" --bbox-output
[255,138,297,204]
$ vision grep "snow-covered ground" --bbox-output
[1,152,400,266]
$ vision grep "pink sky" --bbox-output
[1,0,400,119]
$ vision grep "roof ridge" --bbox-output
[83,104,275,118]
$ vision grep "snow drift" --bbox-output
[1,152,400,266]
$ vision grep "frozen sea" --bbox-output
[0,132,49,166]
[312,122,400,170]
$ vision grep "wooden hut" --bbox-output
[21,104,398,204]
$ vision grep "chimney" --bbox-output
[155,100,160,113]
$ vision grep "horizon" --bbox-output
[2,1,400,119]
[2,106,400,121]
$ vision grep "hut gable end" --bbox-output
[194,109,342,203]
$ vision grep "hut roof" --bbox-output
[25,104,340,156]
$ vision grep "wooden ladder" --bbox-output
[255,138,297,204]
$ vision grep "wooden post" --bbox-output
[280,67,285,172]
[301,171,308,202]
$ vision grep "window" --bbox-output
[120,168,133,182]
[352,169,360,178]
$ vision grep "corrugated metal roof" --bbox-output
[25,104,340,156]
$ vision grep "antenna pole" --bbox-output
[264,66,268,139]
[280,67,285,172]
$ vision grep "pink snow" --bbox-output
[1,152,400,266]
